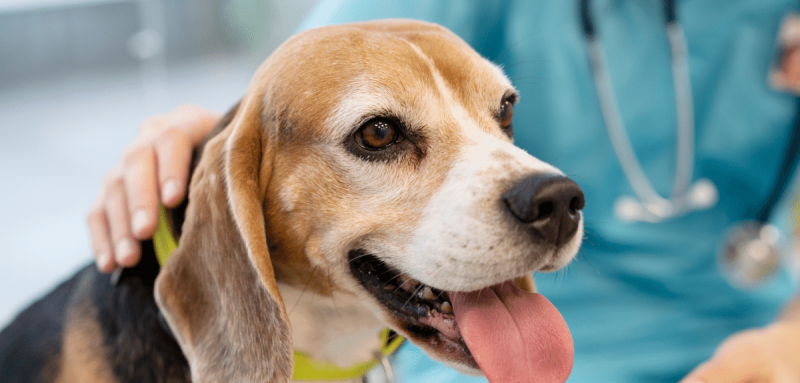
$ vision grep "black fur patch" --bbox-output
[93,241,190,383]
[0,101,243,382]
[0,271,76,382]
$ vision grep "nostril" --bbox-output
[569,195,585,213]
[536,201,554,221]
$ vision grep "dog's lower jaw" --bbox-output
[277,282,385,370]
[347,250,481,371]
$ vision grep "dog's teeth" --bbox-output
[441,301,453,314]
[399,274,418,288]
[421,286,435,300]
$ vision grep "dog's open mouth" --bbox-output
[348,249,476,367]
[349,249,575,382]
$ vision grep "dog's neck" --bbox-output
[278,282,384,369]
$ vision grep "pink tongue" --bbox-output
[450,281,573,383]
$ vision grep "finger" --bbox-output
[105,178,141,267]
[122,146,160,239]
[156,105,220,206]
[138,114,168,138]
[87,204,116,273]
[171,104,220,144]
[154,128,193,207]
[682,345,771,383]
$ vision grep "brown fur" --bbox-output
[155,19,556,381]
[57,286,118,383]
[2,19,581,383]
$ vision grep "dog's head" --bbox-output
[154,19,583,382]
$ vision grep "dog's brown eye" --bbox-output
[355,119,401,150]
[499,99,514,129]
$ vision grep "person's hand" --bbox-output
[88,104,220,272]
[772,45,800,95]
[680,321,800,383]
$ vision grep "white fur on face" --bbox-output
[378,48,581,292]
[402,124,580,292]
[318,41,584,293]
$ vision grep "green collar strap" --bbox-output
[152,206,405,381]
[292,328,405,381]
[152,206,178,267]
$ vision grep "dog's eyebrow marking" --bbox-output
[326,80,404,140]
[326,39,463,142]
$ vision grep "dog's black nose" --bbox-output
[502,174,585,246]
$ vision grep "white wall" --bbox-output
[0,0,319,327]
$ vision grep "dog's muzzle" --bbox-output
[502,174,585,247]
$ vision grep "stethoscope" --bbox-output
[579,0,800,287]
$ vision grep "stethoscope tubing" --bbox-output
[580,0,800,286]
[581,0,800,224]
[581,0,698,220]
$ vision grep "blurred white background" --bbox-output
[0,0,319,327]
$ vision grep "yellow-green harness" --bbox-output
[152,206,404,381]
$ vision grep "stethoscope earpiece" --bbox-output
[613,178,719,223]
[686,178,719,211]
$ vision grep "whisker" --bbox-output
[403,284,424,308]
[578,250,599,275]
[501,59,547,71]
[493,30,542,64]
[547,149,570,168]
[385,272,405,284]
[290,266,317,316]
[506,75,547,82]
[378,269,399,278]
[348,253,373,263]
[327,266,343,319]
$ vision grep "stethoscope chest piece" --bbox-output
[583,0,800,289]
[718,221,782,288]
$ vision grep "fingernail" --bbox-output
[132,209,149,236]
[116,239,134,263]
[162,180,178,203]
[96,252,111,271]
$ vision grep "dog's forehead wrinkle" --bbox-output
[401,45,509,146]
[403,30,515,115]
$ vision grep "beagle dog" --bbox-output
[0,19,584,383]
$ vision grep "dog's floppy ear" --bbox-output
[154,92,292,382]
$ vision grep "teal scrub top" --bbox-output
[300,0,800,381]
